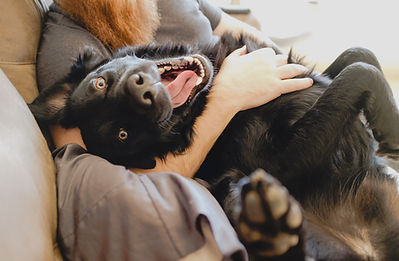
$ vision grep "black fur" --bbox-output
[30,34,399,260]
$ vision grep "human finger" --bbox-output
[275,54,288,67]
[277,64,309,79]
[280,78,313,94]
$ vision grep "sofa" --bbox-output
[0,0,62,260]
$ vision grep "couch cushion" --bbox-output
[0,0,53,103]
[0,69,61,261]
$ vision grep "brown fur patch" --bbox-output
[56,0,160,50]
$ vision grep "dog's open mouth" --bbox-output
[156,55,212,108]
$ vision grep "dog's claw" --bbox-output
[237,169,303,257]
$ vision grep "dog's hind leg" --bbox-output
[281,61,399,173]
[323,47,382,79]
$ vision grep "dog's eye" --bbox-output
[118,128,128,142]
[94,77,107,90]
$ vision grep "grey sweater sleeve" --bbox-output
[154,0,221,45]
[54,144,247,261]
[197,0,222,29]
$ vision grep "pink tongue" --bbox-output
[163,70,198,108]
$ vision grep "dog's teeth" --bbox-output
[185,57,194,64]
[196,76,203,86]
[158,67,165,74]
[200,69,205,77]
[164,65,171,71]
[172,65,179,70]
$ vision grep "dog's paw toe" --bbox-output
[237,169,303,257]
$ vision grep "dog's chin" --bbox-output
[155,101,173,124]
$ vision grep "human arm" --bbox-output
[195,0,278,49]
[55,144,246,260]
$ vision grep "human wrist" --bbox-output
[186,94,237,173]
[210,75,243,113]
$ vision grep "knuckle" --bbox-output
[290,64,306,74]
[265,48,276,57]
[276,54,288,63]
[258,47,275,56]
[280,54,288,59]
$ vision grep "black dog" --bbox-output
[30,34,399,260]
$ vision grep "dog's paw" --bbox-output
[237,169,303,257]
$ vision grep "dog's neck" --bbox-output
[56,0,160,50]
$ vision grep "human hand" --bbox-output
[210,46,313,112]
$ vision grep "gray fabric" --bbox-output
[36,0,221,92]
[54,144,247,261]
[36,4,112,92]
[197,0,222,29]
[154,0,221,45]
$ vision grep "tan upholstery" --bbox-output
[0,0,53,103]
[0,0,62,260]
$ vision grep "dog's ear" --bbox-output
[29,47,108,125]
[69,46,108,82]
[28,82,74,125]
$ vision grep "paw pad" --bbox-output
[238,169,303,257]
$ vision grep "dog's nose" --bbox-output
[127,73,158,107]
